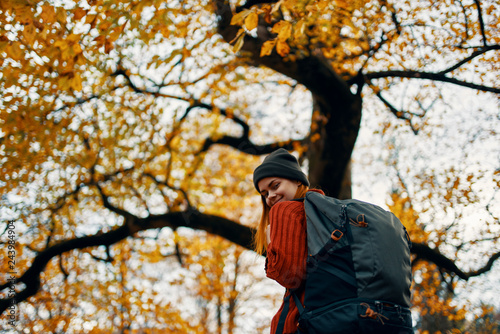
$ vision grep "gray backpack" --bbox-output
[275,191,414,334]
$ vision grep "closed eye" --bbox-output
[260,179,280,198]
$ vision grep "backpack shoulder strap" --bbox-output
[291,289,304,314]
[275,290,291,334]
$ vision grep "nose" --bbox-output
[267,191,277,206]
[268,190,277,200]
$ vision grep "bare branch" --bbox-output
[456,0,470,45]
[0,210,253,315]
[142,172,193,209]
[95,183,135,219]
[59,255,69,280]
[366,68,500,93]
[374,91,419,135]
[44,94,101,120]
[473,0,488,47]
[89,245,114,263]
[200,135,304,156]
[111,67,191,102]
[411,243,500,280]
[175,242,184,267]
[236,0,279,12]
[467,251,500,277]
[439,45,499,75]
[0,223,131,315]
[1,204,498,317]
[187,101,306,155]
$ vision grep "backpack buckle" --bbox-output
[330,229,343,241]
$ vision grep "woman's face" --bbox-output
[257,177,300,208]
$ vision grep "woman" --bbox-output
[253,148,324,334]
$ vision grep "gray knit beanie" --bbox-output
[253,148,309,192]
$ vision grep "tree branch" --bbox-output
[236,0,279,12]
[0,209,254,316]
[439,45,499,75]
[111,67,192,102]
[200,135,304,155]
[467,251,500,277]
[59,255,69,280]
[2,205,499,317]
[411,243,468,279]
[189,101,306,155]
[473,0,488,47]
[44,94,101,120]
[365,68,500,93]
[411,243,500,280]
[374,91,419,134]
[0,223,131,315]
[95,183,134,219]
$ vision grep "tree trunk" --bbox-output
[214,0,362,198]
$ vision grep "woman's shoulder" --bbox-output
[307,188,325,196]
[269,200,304,216]
[269,189,325,215]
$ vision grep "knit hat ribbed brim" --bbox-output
[253,148,309,192]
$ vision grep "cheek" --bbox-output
[283,188,294,200]
[287,185,299,199]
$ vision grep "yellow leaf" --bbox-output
[73,43,82,55]
[93,35,106,47]
[104,40,113,53]
[22,24,35,45]
[229,28,245,44]
[230,10,250,26]
[272,21,292,41]
[56,7,67,23]
[316,1,329,10]
[99,20,112,31]
[6,42,23,61]
[54,40,69,51]
[233,33,245,53]
[67,33,80,43]
[260,39,276,57]
[108,28,122,43]
[70,73,82,91]
[13,3,32,24]
[58,75,70,90]
[244,12,259,31]
[294,20,306,39]
[85,14,97,25]
[271,0,283,13]
[276,40,290,56]
[73,7,87,20]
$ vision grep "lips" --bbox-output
[271,197,283,206]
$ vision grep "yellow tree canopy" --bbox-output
[0,0,499,332]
